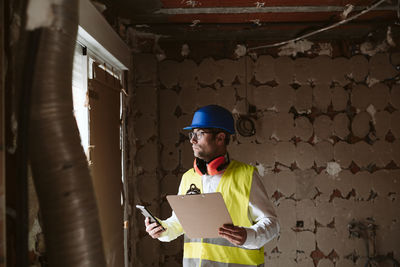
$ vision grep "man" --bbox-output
[145,104,279,267]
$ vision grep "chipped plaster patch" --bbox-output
[181,44,190,57]
[326,162,342,177]
[312,135,320,144]
[232,107,240,115]
[256,163,266,177]
[156,53,166,61]
[366,75,380,87]
[7,113,18,154]
[190,20,201,27]
[387,26,396,47]
[271,133,280,141]
[10,13,21,45]
[26,0,62,30]
[366,104,377,124]
[255,2,266,8]
[250,19,261,26]
[278,40,314,57]
[135,25,150,28]
[360,40,390,57]
[234,44,247,58]
[340,4,354,20]
[91,1,107,13]
[28,218,42,251]
[182,0,201,7]
[126,28,169,55]
[318,43,333,56]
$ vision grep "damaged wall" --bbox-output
[130,41,400,266]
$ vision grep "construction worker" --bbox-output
[145,104,279,267]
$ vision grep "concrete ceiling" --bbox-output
[98,0,399,41]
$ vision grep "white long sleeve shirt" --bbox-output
[159,168,280,249]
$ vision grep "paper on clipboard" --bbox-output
[166,192,233,238]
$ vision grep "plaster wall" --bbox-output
[130,50,400,267]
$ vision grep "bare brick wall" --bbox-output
[130,51,400,267]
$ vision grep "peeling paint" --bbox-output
[278,40,314,57]
[326,162,342,177]
[26,0,62,30]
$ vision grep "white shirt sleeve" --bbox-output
[242,170,280,249]
[157,211,184,242]
[157,183,185,242]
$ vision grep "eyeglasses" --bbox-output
[188,131,214,141]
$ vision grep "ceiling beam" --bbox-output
[160,0,376,8]
[155,5,397,14]
[132,21,398,41]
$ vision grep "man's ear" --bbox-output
[216,132,226,145]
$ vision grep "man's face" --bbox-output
[189,128,219,161]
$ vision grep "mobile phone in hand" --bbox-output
[136,205,165,231]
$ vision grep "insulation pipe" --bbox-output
[28,0,106,266]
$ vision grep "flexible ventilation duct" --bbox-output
[29,0,106,266]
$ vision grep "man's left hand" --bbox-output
[218,224,247,246]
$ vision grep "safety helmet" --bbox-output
[183,105,235,134]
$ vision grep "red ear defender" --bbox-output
[206,156,226,175]
[194,156,229,176]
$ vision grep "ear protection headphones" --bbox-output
[194,154,230,176]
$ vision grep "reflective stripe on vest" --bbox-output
[180,160,264,266]
[183,258,265,267]
[184,236,236,248]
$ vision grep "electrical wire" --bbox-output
[248,0,389,51]
[236,56,256,137]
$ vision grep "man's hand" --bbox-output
[145,217,165,238]
[218,224,247,246]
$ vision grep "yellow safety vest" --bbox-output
[179,160,265,267]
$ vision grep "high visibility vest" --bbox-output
[179,160,265,267]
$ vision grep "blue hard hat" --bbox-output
[183,105,235,134]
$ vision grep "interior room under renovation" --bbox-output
[1,0,400,266]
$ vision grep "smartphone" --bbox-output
[136,205,165,230]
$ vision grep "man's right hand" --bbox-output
[145,217,165,238]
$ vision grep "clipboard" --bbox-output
[166,192,233,238]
